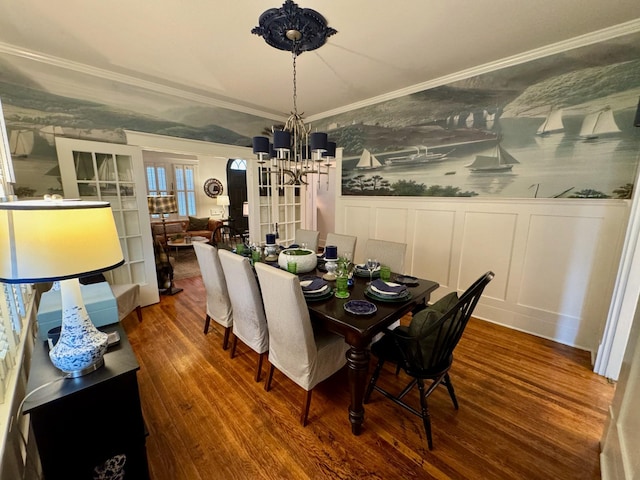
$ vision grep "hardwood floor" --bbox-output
[122,275,614,480]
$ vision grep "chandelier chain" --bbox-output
[292,49,298,116]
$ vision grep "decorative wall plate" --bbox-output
[204,178,223,198]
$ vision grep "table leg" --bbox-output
[346,345,370,435]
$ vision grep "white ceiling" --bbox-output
[0,1,639,121]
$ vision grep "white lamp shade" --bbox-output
[0,200,124,283]
[217,195,230,206]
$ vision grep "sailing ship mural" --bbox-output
[0,26,638,199]
[321,29,640,199]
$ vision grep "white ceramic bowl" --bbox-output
[278,248,318,273]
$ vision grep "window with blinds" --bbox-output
[1,98,38,479]
[0,97,27,405]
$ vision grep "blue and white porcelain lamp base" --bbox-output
[49,278,109,378]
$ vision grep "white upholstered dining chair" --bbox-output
[295,228,320,253]
[325,232,357,259]
[363,239,407,274]
[218,250,269,382]
[254,262,349,426]
[193,242,233,349]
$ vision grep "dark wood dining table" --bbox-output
[306,271,439,435]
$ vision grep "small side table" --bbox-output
[23,323,150,479]
[167,237,208,260]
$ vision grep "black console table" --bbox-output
[23,323,149,479]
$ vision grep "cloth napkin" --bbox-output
[300,277,328,292]
[371,279,407,295]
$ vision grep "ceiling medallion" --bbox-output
[251,0,337,55]
[251,0,338,189]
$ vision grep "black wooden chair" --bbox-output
[210,224,245,251]
[364,271,494,450]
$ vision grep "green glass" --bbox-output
[380,265,391,282]
[252,249,261,263]
[287,261,297,274]
[236,243,245,255]
[335,275,350,298]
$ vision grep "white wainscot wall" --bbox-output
[336,196,630,353]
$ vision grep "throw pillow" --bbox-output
[408,308,444,341]
[430,291,459,313]
[188,216,209,231]
[407,306,449,368]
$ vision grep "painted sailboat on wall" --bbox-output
[39,125,65,146]
[466,143,519,173]
[536,108,564,135]
[384,145,451,167]
[579,107,621,139]
[355,148,382,170]
[9,130,34,158]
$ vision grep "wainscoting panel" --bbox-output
[335,195,630,352]
[412,209,456,287]
[459,211,517,302]
[373,207,409,244]
[343,205,371,250]
[519,214,603,316]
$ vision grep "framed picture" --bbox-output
[203,178,223,198]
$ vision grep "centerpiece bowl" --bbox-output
[278,248,317,274]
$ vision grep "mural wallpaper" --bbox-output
[0,53,275,198]
[312,30,640,199]
[0,28,639,200]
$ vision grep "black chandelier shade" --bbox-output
[253,136,270,154]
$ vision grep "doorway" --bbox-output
[227,158,248,232]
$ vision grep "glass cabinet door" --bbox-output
[56,137,159,306]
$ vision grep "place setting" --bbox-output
[365,278,412,303]
[300,276,333,302]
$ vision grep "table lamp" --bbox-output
[217,195,230,218]
[0,198,124,377]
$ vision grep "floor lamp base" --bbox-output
[160,285,183,295]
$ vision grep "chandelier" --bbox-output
[251,0,337,186]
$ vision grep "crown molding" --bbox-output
[0,42,286,123]
[0,18,638,126]
[124,130,252,158]
[307,18,640,123]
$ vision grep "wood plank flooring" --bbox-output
[122,275,614,480]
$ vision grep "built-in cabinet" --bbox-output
[55,137,159,306]
[23,324,149,479]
